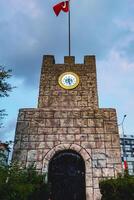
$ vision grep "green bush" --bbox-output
[0,164,49,200]
[99,173,134,200]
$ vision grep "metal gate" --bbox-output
[48,150,86,200]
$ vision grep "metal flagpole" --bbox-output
[68,0,71,56]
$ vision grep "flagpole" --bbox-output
[68,0,71,56]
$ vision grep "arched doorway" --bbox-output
[48,150,86,200]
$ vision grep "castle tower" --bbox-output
[13,55,122,200]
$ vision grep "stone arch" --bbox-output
[48,149,86,200]
[42,143,93,200]
[42,143,92,173]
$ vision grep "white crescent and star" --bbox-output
[62,2,67,9]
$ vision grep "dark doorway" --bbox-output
[48,150,86,200]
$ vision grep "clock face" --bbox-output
[58,72,79,89]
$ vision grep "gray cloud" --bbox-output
[0,0,133,86]
[0,0,134,141]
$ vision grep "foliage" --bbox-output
[0,66,14,127]
[0,66,13,98]
[0,109,7,128]
[99,173,134,200]
[0,141,12,166]
[0,164,49,200]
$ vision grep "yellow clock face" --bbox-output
[58,72,79,90]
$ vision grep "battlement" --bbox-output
[38,55,98,109]
[42,55,96,65]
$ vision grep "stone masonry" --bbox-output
[12,55,122,200]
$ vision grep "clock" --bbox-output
[58,72,79,89]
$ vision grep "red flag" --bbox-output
[53,1,69,16]
[124,160,128,170]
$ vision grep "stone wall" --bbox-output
[13,107,122,200]
[38,55,98,109]
[12,55,122,200]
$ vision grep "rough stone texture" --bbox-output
[38,55,98,109]
[12,55,122,200]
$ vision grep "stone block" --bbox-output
[69,144,82,152]
[37,150,43,161]
[18,111,25,121]
[93,178,99,189]
[43,55,55,65]
[111,134,120,147]
[114,164,123,176]
[78,101,88,107]
[95,128,104,134]
[42,111,54,118]
[27,150,37,161]
[21,135,28,142]
[81,128,95,134]
[42,149,50,158]
[46,119,60,127]
[28,142,37,149]
[44,134,59,141]
[13,141,21,150]
[38,142,54,149]
[80,148,90,160]
[88,119,95,127]
[67,111,81,118]
[53,127,67,134]
[54,111,67,118]
[60,119,74,127]
[75,134,88,141]
[95,141,105,148]
[16,121,30,134]
[29,135,44,142]
[104,134,111,141]
[92,149,106,155]
[103,111,110,120]
[88,134,95,141]
[36,161,43,170]
[20,142,29,149]
[94,110,103,119]
[64,56,75,64]
[63,144,72,149]
[93,169,102,177]
[74,119,88,127]
[104,121,117,133]
[109,111,117,120]
[104,141,112,148]
[81,142,96,149]
[45,149,56,160]
[68,127,80,134]
[81,111,95,119]
[92,152,107,160]
[86,174,93,187]
[93,134,103,141]
[102,168,114,177]
[86,187,93,200]
[93,189,102,200]
[59,134,75,142]
[95,119,104,127]
[28,127,38,134]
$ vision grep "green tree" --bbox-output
[99,173,134,200]
[0,66,13,127]
[0,164,49,200]
[0,66,12,97]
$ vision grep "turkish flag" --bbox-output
[53,1,69,16]
[124,160,128,170]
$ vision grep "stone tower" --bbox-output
[13,55,122,200]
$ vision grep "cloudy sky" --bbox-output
[0,0,134,142]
